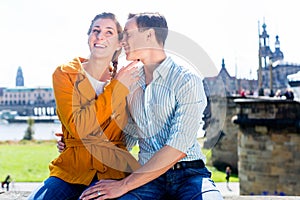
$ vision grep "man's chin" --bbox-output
[125,54,137,61]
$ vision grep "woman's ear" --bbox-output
[116,43,122,51]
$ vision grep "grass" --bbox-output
[0,140,238,182]
[0,140,59,182]
[202,149,239,182]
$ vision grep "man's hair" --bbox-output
[128,12,168,45]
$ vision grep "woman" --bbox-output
[28,12,140,200]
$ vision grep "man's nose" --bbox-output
[121,39,127,47]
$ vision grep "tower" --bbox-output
[16,66,24,87]
[271,35,284,63]
[259,22,273,68]
[258,22,275,96]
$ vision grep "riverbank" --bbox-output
[0,122,61,141]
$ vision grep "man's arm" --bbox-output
[80,145,185,200]
[122,145,185,190]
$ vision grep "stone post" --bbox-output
[233,98,300,196]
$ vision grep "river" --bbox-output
[0,121,206,141]
[0,122,62,141]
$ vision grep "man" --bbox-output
[80,12,223,200]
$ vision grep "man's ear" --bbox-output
[147,28,155,40]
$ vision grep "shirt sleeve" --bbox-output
[165,74,207,153]
[123,107,139,151]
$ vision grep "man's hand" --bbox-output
[55,133,65,153]
[79,146,185,200]
[79,179,128,200]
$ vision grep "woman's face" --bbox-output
[88,18,121,60]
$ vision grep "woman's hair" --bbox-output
[88,12,123,78]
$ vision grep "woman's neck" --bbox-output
[83,58,111,82]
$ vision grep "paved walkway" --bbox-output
[2,182,300,200]
[2,182,240,196]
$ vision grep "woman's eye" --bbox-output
[92,29,100,34]
[106,31,113,35]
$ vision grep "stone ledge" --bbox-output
[0,191,31,200]
[224,196,300,200]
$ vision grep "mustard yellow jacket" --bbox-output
[49,57,140,185]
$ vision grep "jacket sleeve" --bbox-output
[52,67,129,139]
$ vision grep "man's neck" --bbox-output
[143,52,166,85]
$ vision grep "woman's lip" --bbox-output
[94,43,106,48]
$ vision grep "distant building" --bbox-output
[0,67,55,116]
[204,59,257,96]
[0,87,54,106]
[16,66,24,87]
[258,22,300,95]
[205,22,300,97]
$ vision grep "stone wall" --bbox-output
[233,98,300,196]
[205,96,240,173]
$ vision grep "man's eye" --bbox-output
[123,32,129,37]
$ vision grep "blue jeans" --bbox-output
[27,176,88,200]
[118,167,223,200]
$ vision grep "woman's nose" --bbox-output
[96,32,105,40]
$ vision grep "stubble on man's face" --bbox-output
[123,19,145,61]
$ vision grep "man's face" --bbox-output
[122,18,147,61]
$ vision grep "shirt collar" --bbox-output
[133,57,175,89]
[153,56,173,80]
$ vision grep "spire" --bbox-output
[275,35,280,49]
[222,58,225,69]
[16,66,24,87]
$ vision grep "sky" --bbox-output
[0,0,300,87]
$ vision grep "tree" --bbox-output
[23,118,35,140]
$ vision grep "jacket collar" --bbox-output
[61,57,96,100]
[60,57,87,74]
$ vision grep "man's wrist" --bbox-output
[120,177,132,194]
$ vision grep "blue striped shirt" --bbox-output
[124,57,207,165]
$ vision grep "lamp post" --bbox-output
[258,21,264,96]
[269,60,274,97]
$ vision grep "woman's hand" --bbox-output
[114,60,140,89]
[55,133,65,153]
